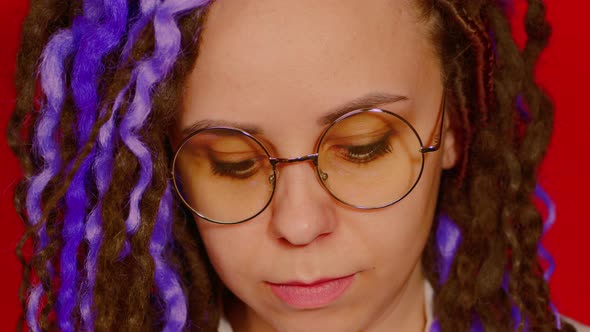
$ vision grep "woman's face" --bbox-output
[177,0,457,331]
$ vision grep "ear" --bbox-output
[441,114,459,170]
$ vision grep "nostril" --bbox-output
[277,232,330,248]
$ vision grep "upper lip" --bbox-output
[267,274,354,287]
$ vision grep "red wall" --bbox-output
[530,0,590,324]
[0,1,30,327]
[0,1,588,328]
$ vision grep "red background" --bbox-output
[1,1,588,329]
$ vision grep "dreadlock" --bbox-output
[419,0,575,331]
[8,0,576,331]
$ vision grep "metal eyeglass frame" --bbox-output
[171,94,446,224]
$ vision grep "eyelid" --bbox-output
[210,159,259,179]
[323,127,394,146]
[208,150,264,164]
[335,138,392,164]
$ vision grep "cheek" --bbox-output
[357,195,434,273]
[196,219,267,286]
[197,154,441,272]
[363,153,442,268]
[195,150,443,303]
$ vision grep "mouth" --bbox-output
[267,274,356,309]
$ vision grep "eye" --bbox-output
[210,157,260,179]
[336,134,393,164]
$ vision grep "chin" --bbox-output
[267,316,365,332]
[252,305,373,332]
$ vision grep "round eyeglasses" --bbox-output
[172,97,445,224]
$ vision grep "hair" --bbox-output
[7,0,577,331]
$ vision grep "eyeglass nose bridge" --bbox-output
[268,153,331,183]
[270,153,319,167]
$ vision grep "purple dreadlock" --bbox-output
[24,0,212,330]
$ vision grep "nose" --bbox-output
[269,159,337,246]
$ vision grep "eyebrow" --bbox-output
[182,119,263,137]
[181,92,408,136]
[318,92,409,125]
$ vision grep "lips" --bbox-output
[268,274,356,309]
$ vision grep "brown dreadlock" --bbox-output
[7,0,575,331]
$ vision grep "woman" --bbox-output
[8,0,588,331]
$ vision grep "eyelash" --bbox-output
[208,132,394,178]
[336,135,393,164]
[210,158,259,179]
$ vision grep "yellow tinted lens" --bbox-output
[317,110,423,207]
[173,128,274,223]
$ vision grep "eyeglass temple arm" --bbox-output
[420,94,446,154]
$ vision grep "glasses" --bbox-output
[172,96,445,224]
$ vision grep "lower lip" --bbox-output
[268,274,355,309]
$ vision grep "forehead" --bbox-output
[181,0,441,139]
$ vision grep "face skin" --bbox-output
[178,0,458,331]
